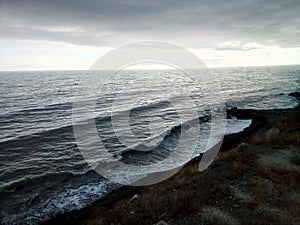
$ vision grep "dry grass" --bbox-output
[256,163,300,189]
[80,152,245,225]
[249,131,300,146]
[82,161,226,225]
[81,150,299,225]
[251,180,267,202]
[249,135,264,145]
[226,148,254,176]
[276,112,300,131]
[230,160,243,175]
[290,151,300,166]
[249,109,300,146]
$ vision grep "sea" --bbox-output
[0,65,299,224]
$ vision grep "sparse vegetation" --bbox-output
[290,152,300,165]
[251,180,267,202]
[257,163,300,189]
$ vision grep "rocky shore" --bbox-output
[43,95,300,225]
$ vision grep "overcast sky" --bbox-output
[1,0,300,70]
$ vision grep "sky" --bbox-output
[0,0,300,70]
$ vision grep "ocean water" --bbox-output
[0,65,299,224]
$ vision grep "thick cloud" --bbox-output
[0,0,299,48]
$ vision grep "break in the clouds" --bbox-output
[0,0,300,69]
[216,41,263,51]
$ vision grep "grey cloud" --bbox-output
[0,0,299,48]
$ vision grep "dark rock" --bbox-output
[289,92,300,97]
[154,220,169,225]
[227,107,257,120]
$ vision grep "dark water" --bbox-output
[0,65,299,224]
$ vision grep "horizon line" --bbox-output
[1,63,300,72]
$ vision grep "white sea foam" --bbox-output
[144,134,165,148]
[225,117,252,135]
[12,181,120,225]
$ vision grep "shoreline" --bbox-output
[42,97,300,225]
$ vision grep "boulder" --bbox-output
[289,92,300,97]
[154,220,169,225]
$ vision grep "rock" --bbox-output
[160,212,167,218]
[290,147,300,166]
[227,107,255,119]
[236,142,250,152]
[154,220,169,225]
[289,92,300,97]
[227,107,238,117]
[266,127,280,136]
[130,194,139,202]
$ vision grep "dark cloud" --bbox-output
[0,0,299,48]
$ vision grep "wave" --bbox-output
[1,96,171,120]
[0,169,96,192]
[225,117,252,135]
[3,181,121,225]
[0,97,206,145]
[0,101,73,119]
[119,116,210,158]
